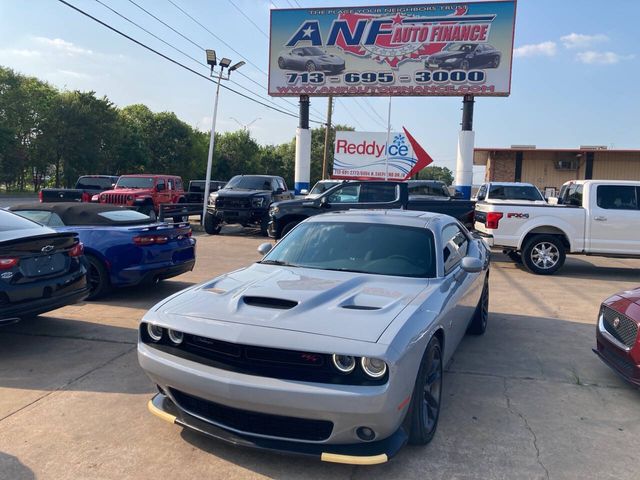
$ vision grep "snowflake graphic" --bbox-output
[393,134,406,146]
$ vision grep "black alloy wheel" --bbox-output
[407,336,443,445]
[86,255,110,300]
[491,56,500,68]
[305,61,316,72]
[460,59,470,70]
[467,276,489,335]
[278,57,285,68]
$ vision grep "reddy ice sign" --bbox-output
[269,1,516,97]
[333,130,433,180]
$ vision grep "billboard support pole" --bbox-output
[385,96,392,181]
[295,95,311,194]
[322,96,333,180]
[455,94,475,199]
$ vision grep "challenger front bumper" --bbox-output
[148,393,407,464]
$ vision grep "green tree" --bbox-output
[416,165,454,185]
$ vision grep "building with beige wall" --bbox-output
[473,146,640,196]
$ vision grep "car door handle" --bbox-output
[594,216,607,221]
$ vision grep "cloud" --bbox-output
[513,41,557,58]
[33,36,93,56]
[56,69,92,79]
[576,51,635,65]
[561,33,608,49]
[0,48,42,58]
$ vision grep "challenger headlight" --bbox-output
[252,197,266,207]
[208,192,218,205]
[332,354,356,373]
[146,323,164,342]
[361,357,387,378]
[167,329,183,345]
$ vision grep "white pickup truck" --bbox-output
[475,180,640,274]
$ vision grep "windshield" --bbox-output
[444,43,475,52]
[98,210,152,222]
[309,181,340,195]
[0,210,43,232]
[304,47,324,56]
[116,177,155,189]
[262,221,436,278]
[225,176,272,191]
[76,177,115,190]
[489,185,544,201]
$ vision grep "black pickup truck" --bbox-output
[268,180,475,239]
[186,179,227,204]
[204,175,294,235]
[40,175,119,203]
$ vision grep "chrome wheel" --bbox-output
[531,242,560,269]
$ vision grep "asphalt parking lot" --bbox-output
[1,230,639,480]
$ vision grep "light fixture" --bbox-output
[219,57,232,68]
[229,61,245,72]
[206,49,217,67]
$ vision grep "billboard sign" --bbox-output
[269,1,516,97]
[333,129,433,180]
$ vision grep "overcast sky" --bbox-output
[1,0,638,183]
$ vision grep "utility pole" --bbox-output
[322,96,333,180]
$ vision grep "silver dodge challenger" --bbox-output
[138,210,490,465]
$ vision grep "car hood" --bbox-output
[616,287,640,306]
[217,189,270,198]
[429,51,465,61]
[152,263,430,343]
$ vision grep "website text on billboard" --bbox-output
[269,2,516,97]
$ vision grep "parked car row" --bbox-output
[0,203,196,324]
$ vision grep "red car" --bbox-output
[594,287,640,386]
[98,174,186,221]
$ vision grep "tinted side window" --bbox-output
[597,185,638,210]
[359,184,398,203]
[156,179,165,190]
[327,185,361,203]
[442,223,469,274]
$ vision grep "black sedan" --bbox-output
[0,209,88,325]
[425,43,501,70]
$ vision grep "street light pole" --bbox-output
[201,51,244,225]
[201,68,223,224]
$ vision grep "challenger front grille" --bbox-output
[102,193,128,204]
[140,326,388,386]
[602,305,639,348]
[170,389,333,441]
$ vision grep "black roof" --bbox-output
[8,203,153,226]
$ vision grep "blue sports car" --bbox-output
[10,203,196,299]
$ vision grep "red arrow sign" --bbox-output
[402,127,433,180]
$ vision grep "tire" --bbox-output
[86,255,111,300]
[204,211,221,235]
[278,57,285,68]
[522,235,566,275]
[280,220,299,238]
[507,251,522,264]
[305,61,316,72]
[142,205,157,222]
[467,276,489,335]
[491,56,500,68]
[460,59,470,70]
[407,336,443,445]
[260,216,270,237]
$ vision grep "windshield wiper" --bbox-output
[260,259,298,267]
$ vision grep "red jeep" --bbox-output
[98,174,186,221]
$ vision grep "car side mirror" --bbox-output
[453,191,463,198]
[461,256,483,273]
[300,189,309,196]
[319,196,330,208]
[274,187,284,194]
[257,243,273,256]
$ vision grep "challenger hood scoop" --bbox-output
[159,263,429,342]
